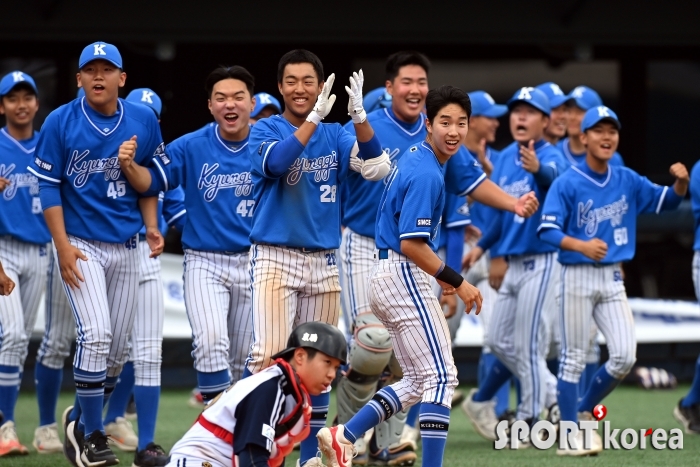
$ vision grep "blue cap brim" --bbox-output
[550,95,573,109]
[582,116,621,132]
[477,104,508,118]
[0,81,38,97]
[507,99,549,116]
[79,58,122,70]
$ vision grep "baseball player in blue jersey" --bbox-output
[460,90,515,422]
[558,86,624,167]
[167,322,347,467]
[538,106,688,455]
[121,67,258,408]
[28,41,166,467]
[675,159,700,435]
[0,70,50,457]
[463,86,567,442]
[337,54,538,464]
[250,92,281,124]
[241,49,393,467]
[318,86,484,467]
[535,82,571,146]
[101,88,185,466]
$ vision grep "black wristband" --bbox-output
[435,265,464,288]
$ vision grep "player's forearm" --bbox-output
[470,179,519,213]
[293,120,319,146]
[673,179,689,197]
[138,197,160,231]
[122,162,153,193]
[400,238,444,276]
[43,206,71,249]
[559,235,587,253]
[354,120,375,144]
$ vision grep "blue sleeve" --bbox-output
[477,209,502,252]
[537,179,567,234]
[398,173,442,241]
[534,148,566,188]
[356,132,383,160]
[335,126,356,183]
[444,148,487,196]
[28,111,65,184]
[691,162,700,223]
[444,227,465,271]
[233,378,282,455]
[539,228,566,247]
[249,119,300,179]
[162,187,187,232]
[633,171,681,214]
[263,135,305,178]
[156,138,188,193]
[533,164,557,187]
[38,180,62,210]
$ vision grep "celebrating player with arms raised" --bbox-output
[538,106,688,455]
[244,49,391,466]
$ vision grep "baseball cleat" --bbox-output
[369,442,417,465]
[450,389,465,410]
[317,425,355,467]
[81,429,119,466]
[673,399,700,434]
[62,406,79,467]
[132,442,169,467]
[556,430,602,456]
[399,424,419,451]
[33,423,63,454]
[105,416,138,451]
[462,388,499,441]
[0,421,29,457]
[351,437,368,465]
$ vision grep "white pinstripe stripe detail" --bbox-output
[457,172,488,197]
[27,167,61,184]
[655,186,669,214]
[166,209,186,225]
[261,141,279,177]
[399,232,430,239]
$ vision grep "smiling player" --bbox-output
[29,41,165,467]
[318,85,483,467]
[0,70,49,456]
[538,106,688,455]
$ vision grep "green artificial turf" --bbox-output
[4,385,697,466]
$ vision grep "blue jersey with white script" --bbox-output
[163,123,254,252]
[29,97,164,243]
[376,142,447,254]
[248,115,355,249]
[558,137,624,167]
[0,128,50,244]
[688,160,700,251]
[490,140,566,256]
[342,108,424,237]
[539,163,673,264]
[437,193,470,250]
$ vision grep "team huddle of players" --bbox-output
[0,39,697,467]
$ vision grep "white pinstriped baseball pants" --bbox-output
[0,237,49,368]
[339,228,374,329]
[61,235,140,378]
[558,263,636,383]
[486,252,559,420]
[129,239,164,386]
[369,250,457,409]
[246,244,341,374]
[183,249,253,382]
[36,246,75,369]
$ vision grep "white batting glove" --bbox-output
[345,70,366,124]
[306,73,337,126]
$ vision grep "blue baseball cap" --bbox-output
[535,82,571,109]
[79,42,123,69]
[363,87,392,114]
[0,71,38,97]
[251,92,281,118]
[568,86,602,111]
[507,87,550,115]
[126,88,162,118]
[581,105,621,132]
[468,91,507,118]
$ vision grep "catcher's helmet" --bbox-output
[271,321,347,364]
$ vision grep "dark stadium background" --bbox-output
[4,0,700,386]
